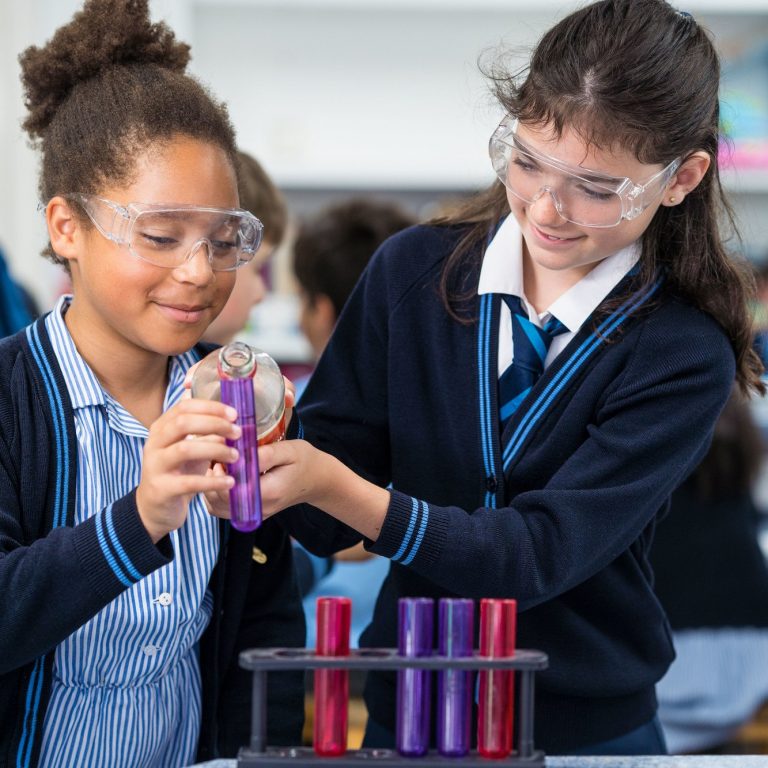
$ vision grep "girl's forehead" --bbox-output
[103,136,238,208]
[515,121,656,177]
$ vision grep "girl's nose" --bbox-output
[530,187,567,226]
[173,240,216,285]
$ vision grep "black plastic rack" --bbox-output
[237,647,548,767]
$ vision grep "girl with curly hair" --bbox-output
[0,2,304,766]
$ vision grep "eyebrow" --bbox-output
[512,138,623,186]
[143,209,237,227]
[573,170,621,186]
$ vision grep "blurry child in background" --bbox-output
[0,245,37,337]
[203,150,287,345]
[292,198,415,401]
[751,260,768,370]
[651,391,768,753]
[290,198,414,646]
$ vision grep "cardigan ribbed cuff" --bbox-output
[368,489,447,568]
[72,489,174,601]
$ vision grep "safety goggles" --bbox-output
[66,194,263,271]
[489,117,681,228]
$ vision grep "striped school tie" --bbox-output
[498,295,567,429]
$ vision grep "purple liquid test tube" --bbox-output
[437,598,474,757]
[397,597,434,757]
[218,343,261,532]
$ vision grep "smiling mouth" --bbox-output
[531,223,581,243]
[162,304,208,312]
[154,302,211,323]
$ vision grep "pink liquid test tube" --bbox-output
[314,596,351,756]
[396,597,434,757]
[437,598,474,757]
[478,598,517,759]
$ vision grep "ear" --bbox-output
[661,151,711,208]
[46,196,84,264]
[313,293,337,340]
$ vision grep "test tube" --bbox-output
[218,343,261,532]
[478,598,517,759]
[314,596,352,756]
[437,598,474,757]
[396,597,434,757]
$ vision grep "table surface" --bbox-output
[189,756,768,767]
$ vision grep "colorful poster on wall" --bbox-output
[719,26,768,171]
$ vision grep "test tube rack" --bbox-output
[237,647,548,767]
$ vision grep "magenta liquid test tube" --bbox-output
[396,597,434,757]
[314,596,352,756]
[218,343,261,532]
[478,598,517,759]
[437,598,474,757]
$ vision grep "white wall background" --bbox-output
[1,0,767,311]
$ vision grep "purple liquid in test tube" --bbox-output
[218,344,261,532]
[397,597,434,757]
[437,598,474,757]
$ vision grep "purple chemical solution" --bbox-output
[218,345,262,531]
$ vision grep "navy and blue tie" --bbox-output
[498,295,567,429]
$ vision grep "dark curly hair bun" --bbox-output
[19,0,190,138]
[19,0,238,267]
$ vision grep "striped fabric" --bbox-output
[498,295,567,428]
[39,296,218,768]
[657,629,768,753]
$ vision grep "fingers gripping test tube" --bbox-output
[478,598,517,759]
[396,597,434,757]
[437,598,474,756]
[314,597,352,756]
[218,343,261,532]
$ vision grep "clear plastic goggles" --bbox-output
[489,117,681,228]
[67,194,263,271]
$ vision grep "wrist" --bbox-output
[135,488,171,545]
[312,452,389,542]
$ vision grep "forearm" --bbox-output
[260,440,388,551]
[0,492,172,673]
[310,451,389,542]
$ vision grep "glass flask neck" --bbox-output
[217,341,257,380]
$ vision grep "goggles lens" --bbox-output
[489,119,680,228]
[72,195,263,271]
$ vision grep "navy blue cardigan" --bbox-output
[0,323,305,768]
[283,223,735,752]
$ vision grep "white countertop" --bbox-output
[189,756,768,767]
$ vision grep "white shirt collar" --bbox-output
[46,294,198,423]
[477,216,525,299]
[477,215,641,332]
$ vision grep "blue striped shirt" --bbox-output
[657,628,768,753]
[39,296,219,768]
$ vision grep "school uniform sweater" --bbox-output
[0,320,305,768]
[283,223,735,753]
